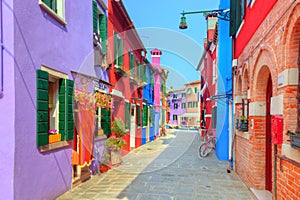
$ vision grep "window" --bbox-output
[149,106,154,126]
[174,103,178,109]
[188,102,192,108]
[181,103,186,109]
[194,87,198,94]
[125,101,130,130]
[142,104,148,127]
[36,69,74,147]
[93,0,107,53]
[187,88,192,94]
[182,93,186,98]
[173,115,178,121]
[114,33,124,67]
[196,101,198,108]
[39,0,66,25]
[173,94,177,99]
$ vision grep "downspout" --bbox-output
[0,0,4,99]
[274,144,277,200]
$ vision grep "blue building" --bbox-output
[215,0,233,161]
[142,59,155,144]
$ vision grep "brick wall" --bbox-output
[234,0,300,198]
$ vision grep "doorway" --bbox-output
[130,104,136,149]
[265,75,272,191]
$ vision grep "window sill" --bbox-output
[39,141,70,153]
[281,144,300,164]
[39,0,67,26]
[236,130,251,140]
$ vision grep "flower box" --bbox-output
[49,133,61,144]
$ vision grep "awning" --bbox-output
[182,113,200,118]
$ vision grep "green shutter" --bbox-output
[125,102,130,129]
[36,70,49,146]
[143,65,147,83]
[101,108,111,136]
[230,0,242,36]
[59,79,74,141]
[92,0,98,32]
[59,79,67,140]
[142,105,148,126]
[130,52,134,72]
[114,33,117,65]
[65,80,74,140]
[149,107,153,126]
[42,0,56,12]
[118,38,124,66]
[99,14,107,54]
[137,105,141,126]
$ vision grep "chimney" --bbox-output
[150,48,162,69]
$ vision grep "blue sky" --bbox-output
[123,0,220,89]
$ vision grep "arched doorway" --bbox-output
[265,75,272,191]
[254,64,273,191]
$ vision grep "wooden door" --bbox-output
[265,75,272,191]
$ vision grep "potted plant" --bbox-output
[101,118,127,166]
[287,130,300,149]
[239,115,248,131]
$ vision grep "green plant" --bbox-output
[111,118,126,137]
[240,115,248,123]
[287,130,300,136]
[101,137,127,165]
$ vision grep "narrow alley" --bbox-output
[57,130,253,200]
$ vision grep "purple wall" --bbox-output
[169,91,186,125]
[12,1,92,199]
[0,0,15,199]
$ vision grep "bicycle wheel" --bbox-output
[199,143,213,157]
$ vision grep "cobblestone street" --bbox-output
[57,130,253,200]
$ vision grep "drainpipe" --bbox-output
[0,0,4,99]
[274,144,277,200]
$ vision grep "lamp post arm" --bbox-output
[180,9,230,21]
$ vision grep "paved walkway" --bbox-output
[57,130,253,200]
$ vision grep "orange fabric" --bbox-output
[75,110,95,165]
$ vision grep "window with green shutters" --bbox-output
[93,1,107,54]
[150,72,154,89]
[173,115,177,121]
[114,33,124,67]
[136,105,141,126]
[182,103,186,109]
[143,64,147,83]
[194,87,198,94]
[40,0,65,21]
[142,105,148,127]
[174,103,178,109]
[36,69,74,147]
[125,101,130,130]
[149,106,153,126]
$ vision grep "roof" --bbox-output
[185,80,201,86]
[169,87,185,93]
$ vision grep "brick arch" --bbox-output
[236,74,242,96]
[242,65,249,94]
[283,2,300,67]
[252,48,276,101]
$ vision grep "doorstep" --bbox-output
[250,188,272,200]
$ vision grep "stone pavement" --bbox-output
[57,130,254,200]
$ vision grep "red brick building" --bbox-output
[232,0,300,199]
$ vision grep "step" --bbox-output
[250,188,272,200]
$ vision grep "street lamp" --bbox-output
[179,9,230,29]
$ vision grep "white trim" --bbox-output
[41,65,68,79]
[151,55,161,58]
[236,20,244,38]
[250,0,256,8]
[205,114,212,118]
[39,0,66,25]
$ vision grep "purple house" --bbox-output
[169,88,186,126]
[0,0,109,199]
